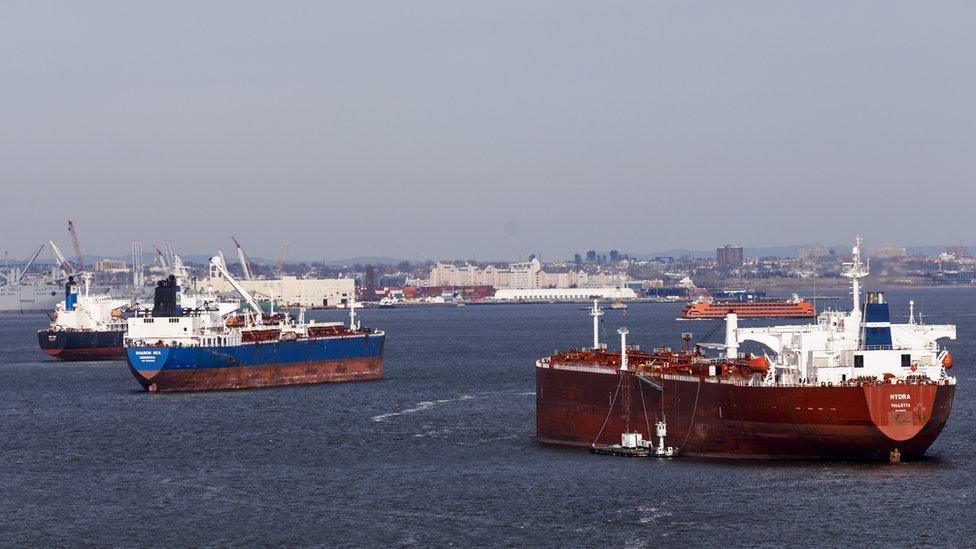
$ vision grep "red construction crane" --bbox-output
[67,219,84,271]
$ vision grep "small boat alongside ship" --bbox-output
[537,238,957,461]
[124,256,384,392]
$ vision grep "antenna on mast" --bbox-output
[842,235,870,319]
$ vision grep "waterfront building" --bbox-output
[203,275,355,308]
[426,258,629,290]
[494,287,637,301]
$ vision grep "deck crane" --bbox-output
[230,236,254,280]
[67,219,84,271]
[209,255,263,326]
[8,244,46,285]
[49,241,74,276]
[276,242,290,278]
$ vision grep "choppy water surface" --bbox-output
[1,288,974,546]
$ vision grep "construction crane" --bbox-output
[49,241,73,275]
[276,242,290,278]
[67,219,84,271]
[230,236,254,280]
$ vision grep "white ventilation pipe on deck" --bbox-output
[590,298,603,349]
[725,313,738,359]
[618,327,629,371]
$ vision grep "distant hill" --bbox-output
[633,246,814,259]
[636,244,960,260]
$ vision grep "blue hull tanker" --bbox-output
[126,332,384,392]
[124,261,385,392]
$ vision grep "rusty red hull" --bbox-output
[537,365,955,460]
[134,356,383,392]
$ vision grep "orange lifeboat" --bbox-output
[942,351,953,369]
[748,354,770,372]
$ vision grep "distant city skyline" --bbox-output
[4,238,969,266]
[2,2,974,261]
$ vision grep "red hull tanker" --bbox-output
[536,348,954,460]
[539,261,957,462]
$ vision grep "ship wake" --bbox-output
[372,395,475,422]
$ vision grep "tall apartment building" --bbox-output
[716,245,744,270]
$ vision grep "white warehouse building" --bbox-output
[494,287,637,301]
[203,276,355,308]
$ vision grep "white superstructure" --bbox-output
[125,256,359,349]
[48,274,129,332]
[726,237,956,386]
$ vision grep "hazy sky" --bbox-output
[2,2,973,261]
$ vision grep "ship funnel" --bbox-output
[618,327,629,371]
[65,275,78,311]
[152,275,182,317]
[862,291,892,349]
[725,313,738,359]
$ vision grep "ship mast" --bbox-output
[842,235,869,322]
[590,298,603,349]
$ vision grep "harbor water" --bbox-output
[1,288,974,546]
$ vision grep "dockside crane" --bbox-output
[230,236,254,280]
[131,242,144,287]
[163,241,175,269]
[276,242,290,278]
[49,241,74,276]
[67,219,84,271]
[4,244,47,285]
[153,245,169,270]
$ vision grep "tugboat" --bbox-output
[537,238,957,461]
[37,274,130,361]
[123,256,384,392]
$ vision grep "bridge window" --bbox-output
[901,354,911,368]
[854,355,864,368]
